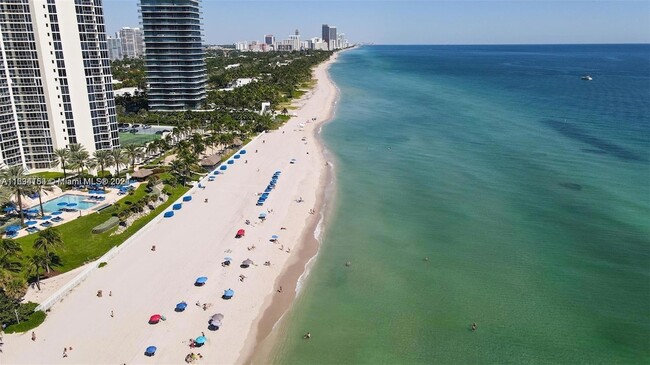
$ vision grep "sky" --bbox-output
[103,0,650,45]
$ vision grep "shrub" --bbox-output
[92,217,120,234]
[98,262,107,268]
[4,311,46,333]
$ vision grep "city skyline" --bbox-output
[103,0,650,45]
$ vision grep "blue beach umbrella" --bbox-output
[51,211,62,215]
[145,346,157,356]
[227,160,234,164]
[164,211,174,218]
[182,196,192,202]
[259,212,267,219]
[220,165,227,171]
[195,276,208,285]
[26,208,39,214]
[275,171,281,175]
[26,221,38,226]
[172,203,182,210]
[175,301,187,311]
[40,215,52,221]
[233,155,240,159]
[271,235,279,241]
[195,336,206,345]
[223,289,234,299]
[5,225,21,232]
[3,206,15,213]
[213,171,219,175]
[224,256,233,262]
[57,202,68,206]
[240,150,247,154]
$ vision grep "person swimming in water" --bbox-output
[471,323,477,331]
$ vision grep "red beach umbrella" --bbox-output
[149,314,162,324]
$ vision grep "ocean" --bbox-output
[268,45,650,364]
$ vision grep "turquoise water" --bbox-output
[268,45,650,364]
[40,194,96,212]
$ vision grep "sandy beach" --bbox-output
[0,51,341,365]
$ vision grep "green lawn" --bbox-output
[27,171,65,179]
[16,181,189,273]
[119,132,160,146]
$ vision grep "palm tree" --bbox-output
[93,150,114,177]
[0,238,22,274]
[169,159,191,186]
[1,166,30,225]
[33,228,63,273]
[189,133,205,155]
[53,148,71,179]
[69,145,90,176]
[30,182,54,217]
[110,148,126,177]
[123,145,143,171]
[27,253,48,290]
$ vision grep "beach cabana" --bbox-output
[195,336,206,347]
[235,229,245,238]
[149,314,163,324]
[164,211,174,218]
[200,154,222,169]
[223,288,234,299]
[195,276,208,286]
[182,196,192,202]
[145,346,157,357]
[131,169,153,180]
[172,203,182,210]
[175,301,187,312]
[241,259,253,268]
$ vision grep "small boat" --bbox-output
[581,75,593,81]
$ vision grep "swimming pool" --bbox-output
[38,194,97,212]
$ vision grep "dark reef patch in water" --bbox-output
[540,119,644,162]
[559,182,583,191]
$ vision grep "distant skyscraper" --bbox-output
[0,0,119,169]
[107,35,123,60]
[322,24,337,50]
[119,27,144,58]
[140,0,207,111]
[264,35,274,45]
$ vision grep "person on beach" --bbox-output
[471,323,477,331]
[151,245,156,251]
[31,332,36,341]
[277,286,283,293]
[109,291,112,296]
[63,347,67,358]
[110,310,114,318]
[303,332,311,339]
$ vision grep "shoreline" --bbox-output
[240,47,352,364]
[0,50,348,365]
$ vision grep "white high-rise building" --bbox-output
[0,0,119,170]
[107,34,122,60]
[119,27,144,58]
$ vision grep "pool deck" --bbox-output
[6,184,140,239]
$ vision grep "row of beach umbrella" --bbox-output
[145,149,251,356]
